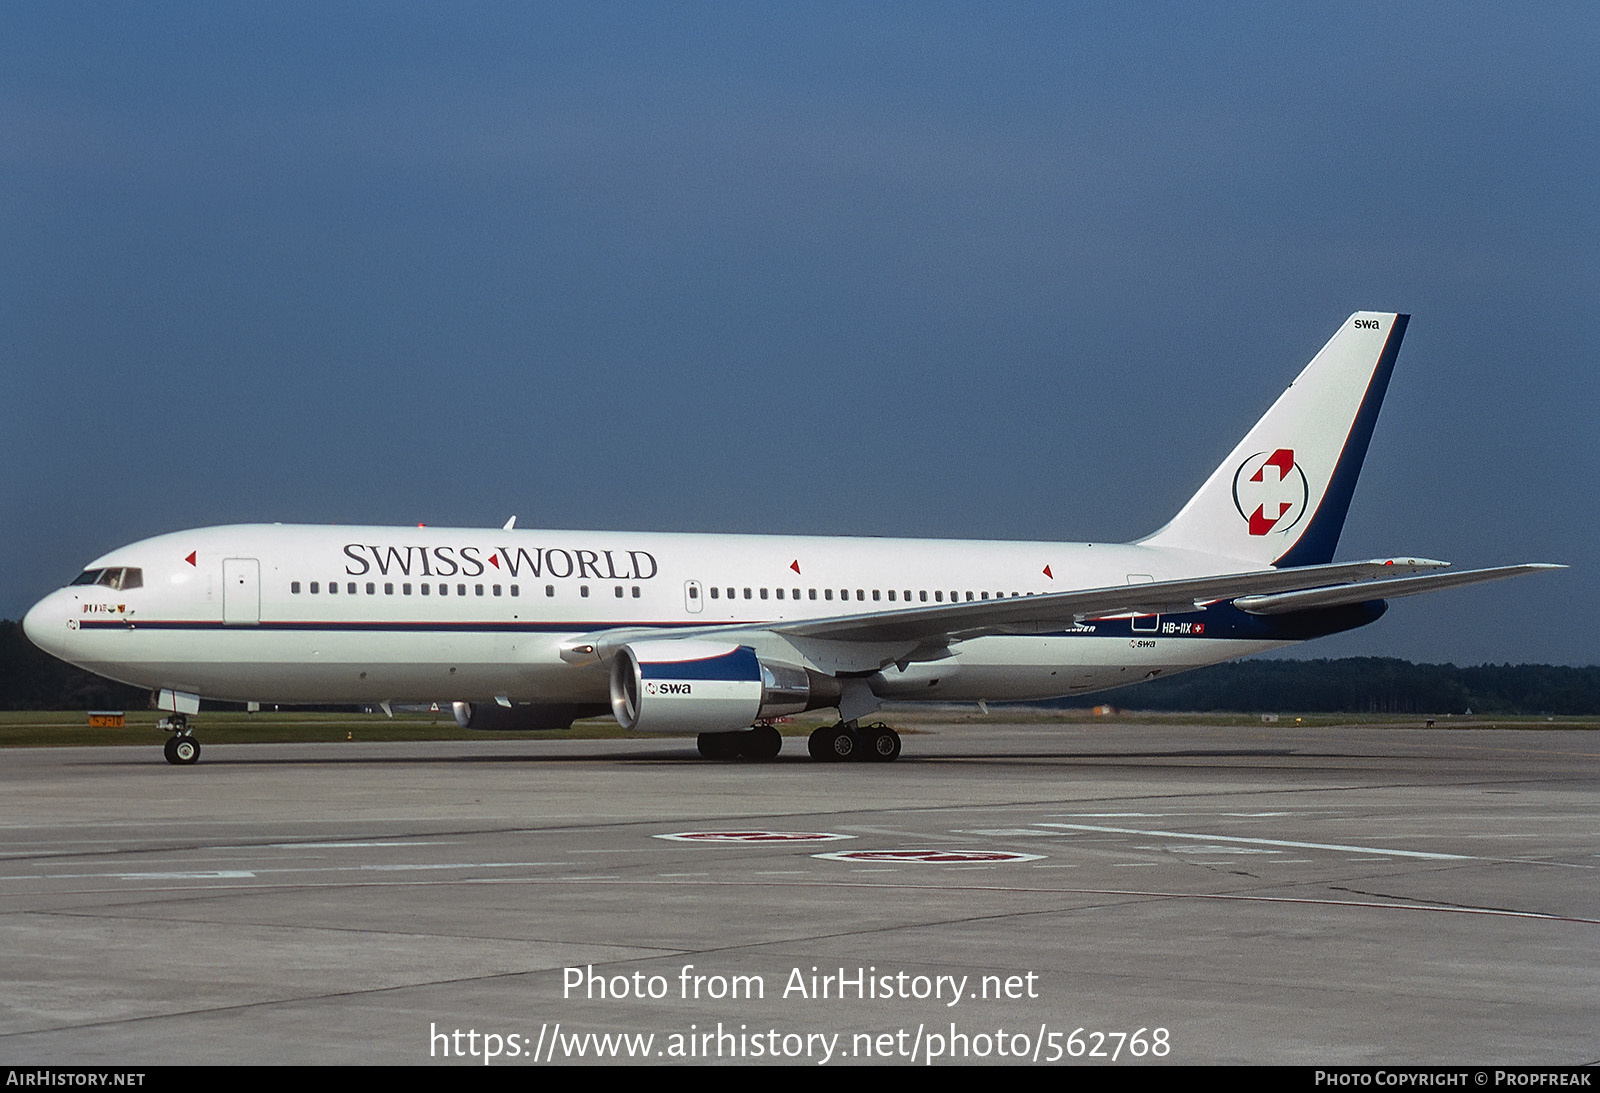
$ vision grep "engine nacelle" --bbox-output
[450,701,605,731]
[609,640,842,733]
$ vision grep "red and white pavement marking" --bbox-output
[653,831,856,843]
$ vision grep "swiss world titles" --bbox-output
[341,544,660,582]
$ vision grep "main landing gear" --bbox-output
[807,721,901,763]
[697,722,904,762]
[159,715,201,766]
[697,725,783,761]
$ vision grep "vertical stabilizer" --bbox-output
[1139,312,1408,567]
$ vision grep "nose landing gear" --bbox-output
[159,715,201,765]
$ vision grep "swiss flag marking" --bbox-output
[1235,447,1306,536]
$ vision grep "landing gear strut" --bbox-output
[697,725,783,761]
[159,715,200,766]
[807,721,901,762]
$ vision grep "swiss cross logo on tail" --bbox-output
[1232,448,1309,536]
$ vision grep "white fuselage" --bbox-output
[23,523,1293,713]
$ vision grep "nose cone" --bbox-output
[22,591,69,660]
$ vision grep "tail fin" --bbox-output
[1139,312,1409,568]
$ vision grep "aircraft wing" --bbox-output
[1230,564,1563,615]
[583,556,1548,657]
[763,557,1451,644]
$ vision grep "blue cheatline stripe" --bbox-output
[77,602,1385,643]
[638,646,761,682]
[77,619,713,634]
[1274,314,1409,568]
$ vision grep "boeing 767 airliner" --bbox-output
[23,313,1559,764]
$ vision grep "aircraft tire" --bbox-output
[825,727,857,762]
[739,726,782,761]
[165,736,200,765]
[807,728,833,761]
[865,727,901,762]
[697,732,738,760]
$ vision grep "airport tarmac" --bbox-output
[0,719,1595,1066]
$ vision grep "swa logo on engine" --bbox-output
[645,682,692,695]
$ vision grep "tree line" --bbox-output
[1055,657,1600,715]
[3,619,1596,715]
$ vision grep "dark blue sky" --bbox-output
[4,3,1595,664]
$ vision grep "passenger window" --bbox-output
[809,589,817,600]
[347,582,356,594]
[475,584,484,596]
[710,587,719,599]
[458,584,466,596]
[580,585,589,597]
[329,582,338,595]
[760,588,768,600]
[291,582,301,594]
[934,591,943,602]
[775,588,783,600]
[824,589,833,601]
[545,585,554,597]
[744,588,752,599]
[385,583,394,595]
[792,588,800,599]
[367,582,376,594]
[511,585,519,597]
[631,586,640,598]
[615,586,624,598]
[856,589,864,601]
[420,584,429,595]
[493,585,502,596]
[403,583,412,595]
[310,582,320,594]
[887,590,895,601]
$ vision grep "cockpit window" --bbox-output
[70,567,142,591]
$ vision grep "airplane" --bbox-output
[22,312,1560,766]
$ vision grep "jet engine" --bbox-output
[608,640,842,733]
